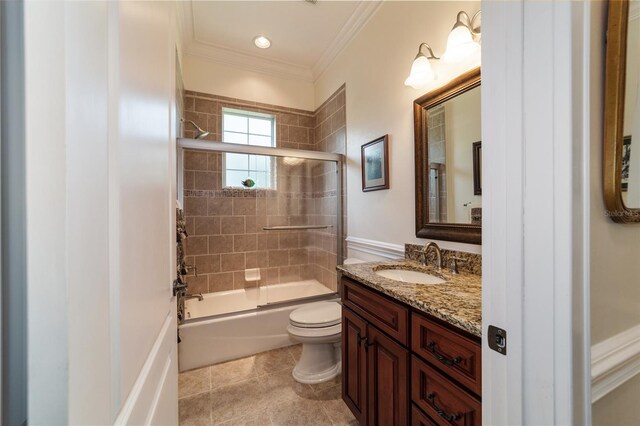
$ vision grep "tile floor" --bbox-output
[178,344,358,426]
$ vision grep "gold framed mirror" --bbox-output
[414,68,481,243]
[604,0,640,222]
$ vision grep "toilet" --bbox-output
[287,258,366,384]
[287,301,342,384]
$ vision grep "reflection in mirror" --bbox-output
[622,0,640,207]
[426,86,481,224]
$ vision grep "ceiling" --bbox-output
[180,1,382,82]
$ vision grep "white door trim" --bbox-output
[482,1,591,424]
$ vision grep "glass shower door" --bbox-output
[260,157,340,306]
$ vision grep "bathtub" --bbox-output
[178,280,338,371]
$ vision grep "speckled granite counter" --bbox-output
[337,259,482,337]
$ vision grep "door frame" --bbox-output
[482,1,591,424]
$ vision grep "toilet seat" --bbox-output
[289,301,341,329]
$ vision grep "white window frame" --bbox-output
[221,108,276,189]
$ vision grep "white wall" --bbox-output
[314,1,482,254]
[183,55,315,111]
[590,1,640,423]
[444,86,482,223]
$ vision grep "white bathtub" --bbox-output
[178,280,337,371]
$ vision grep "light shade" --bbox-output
[441,24,480,63]
[404,54,436,89]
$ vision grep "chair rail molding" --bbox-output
[345,236,405,260]
[591,323,640,403]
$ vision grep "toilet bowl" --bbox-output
[287,301,342,384]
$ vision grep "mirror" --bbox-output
[604,0,640,222]
[414,68,481,243]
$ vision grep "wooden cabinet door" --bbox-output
[367,325,410,426]
[342,307,368,425]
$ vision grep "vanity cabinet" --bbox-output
[341,277,481,426]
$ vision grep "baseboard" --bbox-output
[345,236,405,260]
[592,323,640,403]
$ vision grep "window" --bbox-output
[222,108,276,189]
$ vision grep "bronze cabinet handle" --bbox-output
[426,392,461,422]
[426,342,462,366]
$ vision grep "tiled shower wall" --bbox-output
[182,88,347,294]
[309,85,346,291]
[427,104,447,222]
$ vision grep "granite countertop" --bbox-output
[337,259,482,337]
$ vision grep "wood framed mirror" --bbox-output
[414,68,481,243]
[604,0,640,222]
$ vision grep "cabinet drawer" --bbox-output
[412,404,439,426]
[412,356,481,426]
[412,313,481,395]
[342,278,409,345]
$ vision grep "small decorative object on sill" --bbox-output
[361,135,390,192]
[241,178,255,188]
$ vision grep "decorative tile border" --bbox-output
[405,244,482,276]
[184,188,337,199]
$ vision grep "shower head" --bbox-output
[181,118,210,140]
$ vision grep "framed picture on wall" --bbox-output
[361,135,389,192]
[473,141,482,196]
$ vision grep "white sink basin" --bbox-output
[375,269,446,285]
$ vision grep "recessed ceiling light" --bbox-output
[253,35,271,49]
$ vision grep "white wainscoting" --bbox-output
[114,312,178,425]
[592,323,640,403]
[345,236,405,261]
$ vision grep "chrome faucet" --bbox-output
[184,293,203,302]
[421,242,442,271]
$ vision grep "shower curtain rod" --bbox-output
[178,138,344,163]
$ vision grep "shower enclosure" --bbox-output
[177,138,344,320]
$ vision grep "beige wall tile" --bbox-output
[221,252,245,272]
[208,272,234,292]
[208,198,233,216]
[194,217,220,235]
[278,233,299,249]
[194,171,218,190]
[184,151,208,170]
[184,197,207,216]
[209,235,234,254]
[289,248,309,265]
[185,274,208,294]
[194,254,221,274]
[194,98,217,114]
[234,234,257,252]
[268,250,289,267]
[185,236,208,256]
[233,198,257,215]
[221,216,245,234]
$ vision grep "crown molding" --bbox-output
[184,42,314,82]
[180,0,382,83]
[312,1,383,80]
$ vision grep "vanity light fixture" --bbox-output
[441,11,481,64]
[404,43,439,89]
[253,35,271,49]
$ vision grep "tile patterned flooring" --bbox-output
[178,344,358,426]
